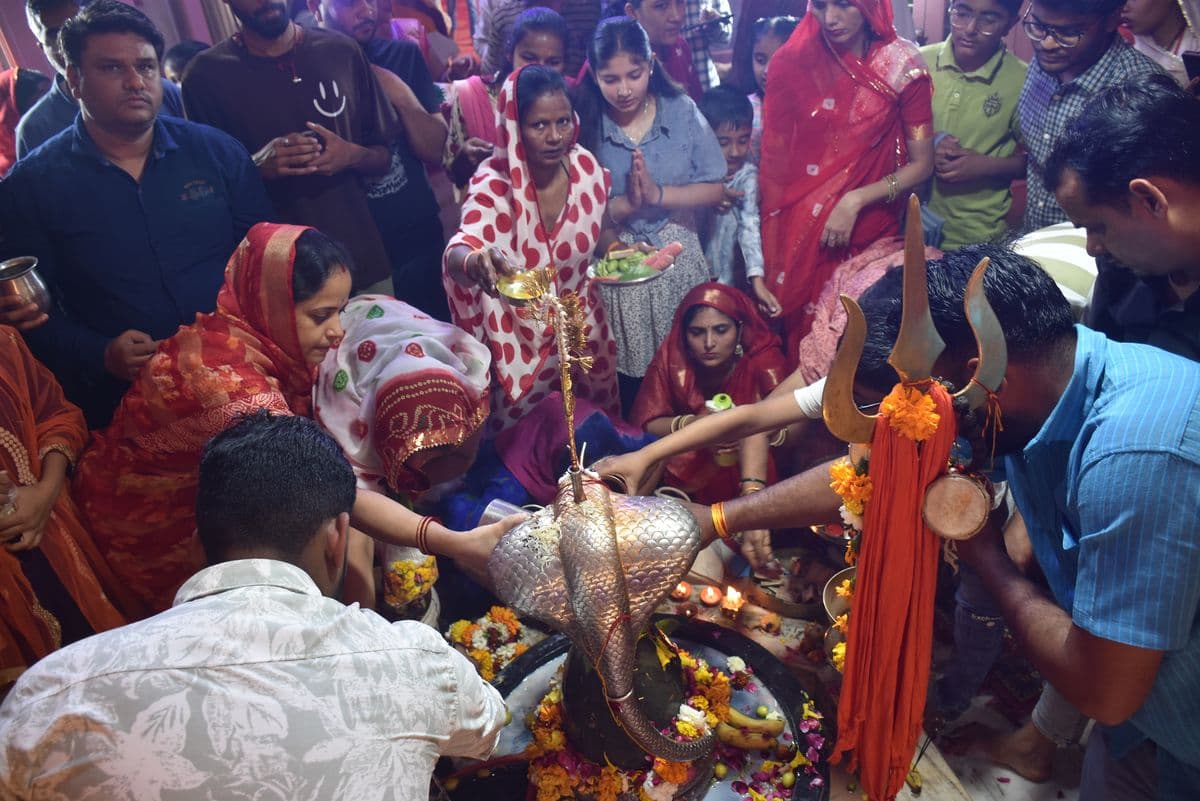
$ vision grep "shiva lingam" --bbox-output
[487,271,716,786]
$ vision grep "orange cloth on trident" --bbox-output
[831,382,956,800]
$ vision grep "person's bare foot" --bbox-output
[978,719,1056,783]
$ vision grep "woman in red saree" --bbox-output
[76,223,513,615]
[759,0,933,363]
[629,282,786,505]
[445,65,619,436]
[0,327,126,691]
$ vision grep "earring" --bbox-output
[735,342,744,358]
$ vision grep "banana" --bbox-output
[725,706,786,737]
[715,721,779,751]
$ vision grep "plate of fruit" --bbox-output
[588,241,683,285]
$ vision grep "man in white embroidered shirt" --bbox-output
[0,411,506,800]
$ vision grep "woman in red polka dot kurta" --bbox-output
[444,66,620,436]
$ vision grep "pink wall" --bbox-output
[0,0,217,75]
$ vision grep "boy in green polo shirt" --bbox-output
[921,0,1028,250]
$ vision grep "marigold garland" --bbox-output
[878,384,941,442]
[445,606,543,682]
[828,458,873,516]
[382,555,438,609]
[524,649,825,800]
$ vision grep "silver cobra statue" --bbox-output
[489,470,714,762]
[486,271,715,764]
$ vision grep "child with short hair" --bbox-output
[698,87,771,315]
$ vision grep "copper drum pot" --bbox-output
[0,257,50,314]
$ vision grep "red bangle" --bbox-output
[415,515,436,555]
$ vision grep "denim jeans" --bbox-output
[935,564,1006,719]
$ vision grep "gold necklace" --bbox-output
[619,97,654,144]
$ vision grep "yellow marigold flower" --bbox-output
[880,384,941,441]
[844,540,858,566]
[749,788,769,801]
[835,578,854,599]
[833,613,849,633]
[828,458,873,513]
[802,700,821,720]
[705,711,719,728]
[832,640,847,672]
[674,720,699,738]
[791,750,811,768]
[688,694,708,711]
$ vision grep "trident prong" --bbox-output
[955,257,1007,406]
[887,194,946,383]
[822,295,876,444]
[820,195,1008,445]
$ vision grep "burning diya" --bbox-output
[671,581,693,602]
[698,586,723,607]
[721,586,746,619]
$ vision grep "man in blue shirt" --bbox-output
[0,0,274,427]
[17,0,184,160]
[688,245,1200,799]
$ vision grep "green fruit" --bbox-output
[713,763,728,780]
[756,705,770,718]
[781,771,796,788]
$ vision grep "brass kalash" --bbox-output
[488,270,716,792]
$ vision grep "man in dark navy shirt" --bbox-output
[309,0,451,319]
[17,0,185,160]
[0,1,274,427]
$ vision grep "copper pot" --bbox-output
[0,257,50,314]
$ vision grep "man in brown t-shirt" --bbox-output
[181,0,398,292]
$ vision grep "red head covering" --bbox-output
[759,0,929,355]
[443,66,619,435]
[216,222,317,413]
[631,282,786,426]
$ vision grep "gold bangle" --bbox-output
[885,173,900,204]
[769,428,788,448]
[712,502,731,542]
[740,484,764,496]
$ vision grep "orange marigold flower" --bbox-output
[828,458,873,515]
[489,605,522,637]
[880,384,941,441]
[597,767,623,801]
[835,578,854,599]
[653,758,690,785]
[833,613,848,633]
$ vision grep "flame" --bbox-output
[722,585,745,611]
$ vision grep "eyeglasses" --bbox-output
[1021,10,1087,48]
[948,5,1007,35]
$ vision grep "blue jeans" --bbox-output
[934,564,1006,719]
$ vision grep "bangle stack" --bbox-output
[885,173,900,204]
[670,414,695,433]
[415,515,436,555]
[711,501,733,543]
